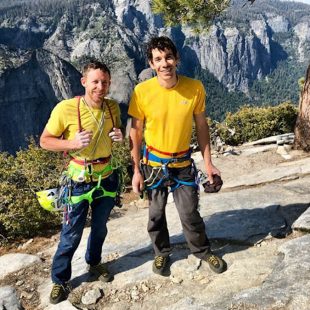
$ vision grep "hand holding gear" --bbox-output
[203,174,223,193]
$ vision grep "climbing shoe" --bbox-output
[152,255,170,276]
[49,283,71,304]
[88,262,113,282]
[202,253,227,274]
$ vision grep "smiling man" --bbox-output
[40,60,123,304]
[129,36,227,276]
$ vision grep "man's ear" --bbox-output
[80,76,86,87]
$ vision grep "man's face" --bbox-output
[149,48,178,82]
[81,68,111,104]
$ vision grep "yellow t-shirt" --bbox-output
[46,97,121,180]
[128,75,206,167]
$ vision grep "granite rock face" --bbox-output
[0,0,310,152]
[0,286,22,310]
[0,147,309,309]
[232,234,310,310]
[0,46,83,153]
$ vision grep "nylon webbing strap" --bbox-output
[77,96,82,132]
[147,145,190,157]
[76,96,114,132]
[143,146,191,164]
[105,100,115,128]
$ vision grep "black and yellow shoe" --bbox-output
[202,253,227,274]
[88,262,114,282]
[152,255,170,276]
[49,283,71,304]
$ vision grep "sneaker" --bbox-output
[152,255,170,276]
[202,252,227,274]
[49,283,71,304]
[88,262,113,282]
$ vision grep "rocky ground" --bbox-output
[0,135,310,310]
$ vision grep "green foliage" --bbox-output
[249,60,305,107]
[298,77,306,92]
[0,138,65,240]
[191,117,214,147]
[0,137,133,241]
[217,102,298,145]
[151,0,230,32]
[195,69,250,121]
[223,0,310,28]
[111,138,131,187]
[196,59,303,122]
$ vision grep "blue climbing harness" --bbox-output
[142,146,198,192]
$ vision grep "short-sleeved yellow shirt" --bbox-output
[128,75,206,166]
[46,97,121,179]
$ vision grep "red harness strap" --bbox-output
[70,156,111,166]
[145,145,190,163]
[77,96,83,132]
[76,95,115,130]
[66,96,115,161]
[63,96,83,158]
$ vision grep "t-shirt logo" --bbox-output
[179,100,188,105]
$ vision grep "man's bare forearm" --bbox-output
[129,118,144,173]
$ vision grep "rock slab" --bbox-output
[0,286,22,310]
[0,253,41,280]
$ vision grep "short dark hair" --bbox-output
[82,60,110,77]
[146,36,178,62]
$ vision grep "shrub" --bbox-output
[111,138,131,189]
[191,118,218,151]
[0,137,132,241]
[0,138,65,240]
[217,102,298,145]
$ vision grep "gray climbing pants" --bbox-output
[142,164,211,258]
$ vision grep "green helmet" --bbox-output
[36,188,62,212]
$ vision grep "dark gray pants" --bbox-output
[142,164,211,259]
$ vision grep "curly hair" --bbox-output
[146,36,178,62]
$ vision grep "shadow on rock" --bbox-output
[204,202,309,249]
[72,202,308,285]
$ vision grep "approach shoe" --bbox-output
[202,252,227,274]
[152,255,170,276]
[88,262,113,282]
[49,283,71,304]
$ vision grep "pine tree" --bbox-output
[151,0,231,32]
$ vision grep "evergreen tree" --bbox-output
[151,0,231,31]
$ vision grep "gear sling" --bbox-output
[142,145,198,192]
[65,96,119,206]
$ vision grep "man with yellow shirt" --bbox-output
[129,36,227,276]
[40,60,123,304]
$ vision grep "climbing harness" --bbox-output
[65,96,124,207]
[141,146,197,192]
[67,161,113,183]
[141,145,223,194]
[70,179,117,205]
[143,145,191,165]
[37,96,125,213]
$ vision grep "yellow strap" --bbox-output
[67,163,113,182]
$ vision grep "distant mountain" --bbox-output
[0,45,83,153]
[0,0,310,152]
